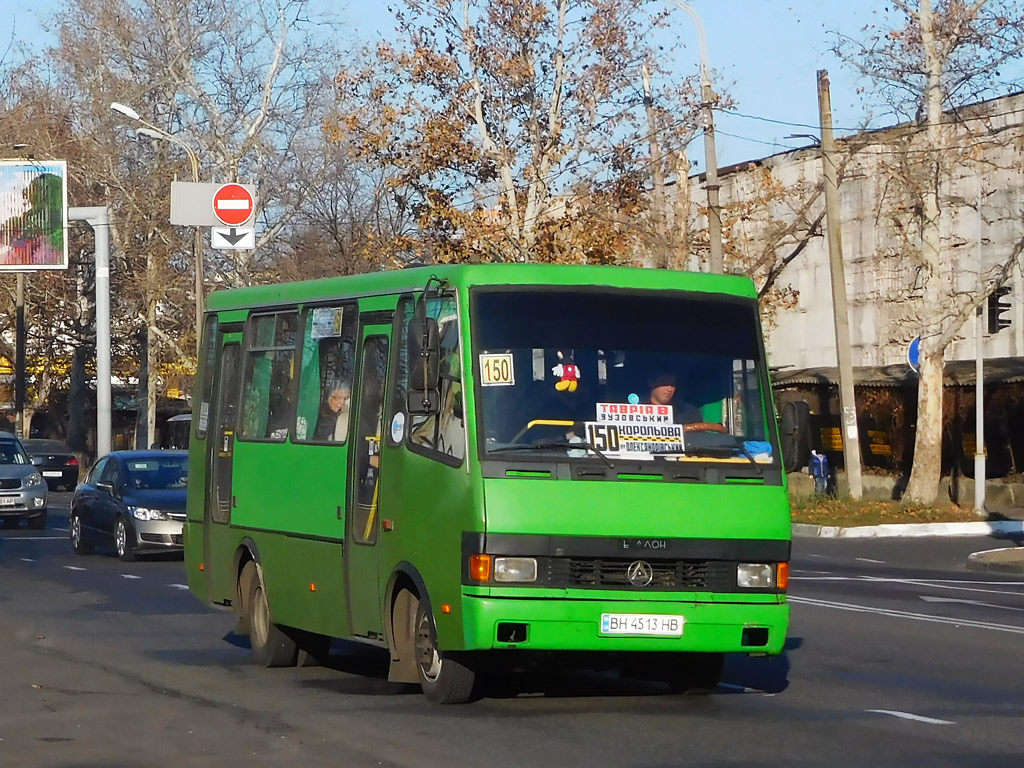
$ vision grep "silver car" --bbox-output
[0,433,48,530]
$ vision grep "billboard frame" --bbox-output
[0,159,70,271]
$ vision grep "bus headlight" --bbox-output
[737,563,775,589]
[493,557,538,583]
[129,506,168,521]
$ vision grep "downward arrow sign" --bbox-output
[919,595,1024,612]
[221,228,247,245]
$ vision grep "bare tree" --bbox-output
[835,0,1024,503]
[332,0,707,265]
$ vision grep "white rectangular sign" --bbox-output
[171,181,256,226]
[211,227,255,249]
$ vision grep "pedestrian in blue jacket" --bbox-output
[809,450,830,494]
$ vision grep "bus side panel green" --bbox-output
[229,443,349,633]
[378,449,482,652]
[254,533,348,638]
[231,443,348,539]
[482,478,791,541]
[184,435,208,601]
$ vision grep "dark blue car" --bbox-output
[70,450,188,561]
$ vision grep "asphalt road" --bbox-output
[2,498,1023,767]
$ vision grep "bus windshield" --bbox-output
[473,288,775,464]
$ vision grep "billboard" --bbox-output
[0,160,69,270]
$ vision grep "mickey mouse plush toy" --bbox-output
[552,350,580,392]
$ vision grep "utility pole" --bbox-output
[817,69,863,499]
[15,273,26,437]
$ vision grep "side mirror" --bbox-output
[407,389,440,416]
[96,481,114,495]
[408,316,440,390]
[30,456,43,466]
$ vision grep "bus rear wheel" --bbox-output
[414,601,475,704]
[241,561,298,668]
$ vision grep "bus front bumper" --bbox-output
[459,594,789,654]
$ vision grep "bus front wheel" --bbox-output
[241,561,298,668]
[414,601,475,704]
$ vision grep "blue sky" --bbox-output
[2,1,884,167]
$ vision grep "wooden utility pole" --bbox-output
[642,61,670,269]
[817,69,863,499]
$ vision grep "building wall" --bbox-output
[689,92,1024,372]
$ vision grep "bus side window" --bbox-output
[407,295,465,463]
[294,304,358,443]
[239,311,297,441]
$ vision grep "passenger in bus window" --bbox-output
[313,385,351,442]
[646,373,702,424]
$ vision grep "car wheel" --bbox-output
[70,513,93,555]
[241,561,297,667]
[115,516,136,562]
[415,599,476,704]
[27,510,47,530]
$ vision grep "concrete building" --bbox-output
[685,91,1024,372]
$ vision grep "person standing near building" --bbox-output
[809,449,830,494]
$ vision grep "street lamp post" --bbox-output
[110,103,204,346]
[664,0,724,273]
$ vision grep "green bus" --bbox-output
[184,264,790,703]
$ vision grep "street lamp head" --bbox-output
[136,127,166,141]
[110,101,141,121]
[785,133,821,147]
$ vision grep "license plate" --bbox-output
[42,471,62,477]
[0,497,15,507]
[600,613,684,637]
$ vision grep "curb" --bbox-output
[966,547,1024,575]
[792,520,1024,539]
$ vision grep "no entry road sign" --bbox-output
[212,183,254,226]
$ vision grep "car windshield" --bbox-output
[125,456,188,490]
[472,288,776,464]
[24,440,68,453]
[0,441,29,465]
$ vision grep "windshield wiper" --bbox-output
[489,441,615,469]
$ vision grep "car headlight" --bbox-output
[23,472,44,488]
[493,557,538,583]
[129,506,168,521]
[737,563,776,589]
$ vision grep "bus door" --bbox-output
[346,324,391,640]
[203,330,242,600]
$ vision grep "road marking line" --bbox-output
[719,682,769,694]
[121,574,142,580]
[169,584,190,590]
[62,565,86,571]
[866,709,954,725]
[791,575,1024,598]
[855,557,886,563]
[789,595,1024,634]
[20,557,35,562]
[919,595,1024,612]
